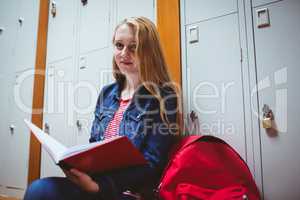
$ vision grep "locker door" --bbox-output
[41,58,76,178]
[2,69,34,197]
[0,0,18,74]
[184,0,237,24]
[253,1,300,199]
[79,0,110,54]
[0,73,14,193]
[46,0,77,62]
[116,0,156,22]
[185,13,247,159]
[14,0,39,72]
[75,48,113,145]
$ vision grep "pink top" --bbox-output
[104,98,131,140]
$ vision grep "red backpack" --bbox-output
[157,135,260,200]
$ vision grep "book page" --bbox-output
[24,119,67,163]
[61,136,123,160]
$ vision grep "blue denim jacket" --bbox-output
[90,82,178,199]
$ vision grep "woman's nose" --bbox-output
[120,47,130,57]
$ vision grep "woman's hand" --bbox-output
[63,168,100,193]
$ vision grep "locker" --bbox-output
[116,0,156,22]
[253,0,300,199]
[6,69,34,188]
[46,0,77,62]
[41,58,76,178]
[78,0,110,54]
[185,13,246,159]
[0,1,38,198]
[0,0,19,74]
[184,0,237,24]
[0,73,14,189]
[14,0,39,72]
[0,69,34,198]
[75,48,113,145]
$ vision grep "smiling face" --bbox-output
[113,24,139,78]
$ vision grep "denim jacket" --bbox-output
[89,82,178,199]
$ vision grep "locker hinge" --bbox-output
[240,48,243,63]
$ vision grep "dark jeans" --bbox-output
[23,177,99,200]
[24,177,142,200]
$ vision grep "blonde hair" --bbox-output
[112,17,178,125]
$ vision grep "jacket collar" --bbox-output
[111,82,152,101]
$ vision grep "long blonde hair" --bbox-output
[112,17,178,125]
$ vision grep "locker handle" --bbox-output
[18,17,24,25]
[0,27,4,34]
[81,0,88,6]
[9,124,16,133]
[76,120,82,130]
[51,1,57,18]
[44,123,50,134]
[189,110,198,122]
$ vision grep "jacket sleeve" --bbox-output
[141,88,178,170]
[91,88,178,199]
[89,84,110,143]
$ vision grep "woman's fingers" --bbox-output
[70,168,83,177]
[63,168,99,193]
[63,169,79,184]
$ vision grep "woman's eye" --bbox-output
[129,44,137,52]
[115,42,124,50]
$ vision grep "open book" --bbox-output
[24,119,147,174]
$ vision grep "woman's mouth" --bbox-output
[121,61,133,65]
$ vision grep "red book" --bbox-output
[24,119,147,174]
